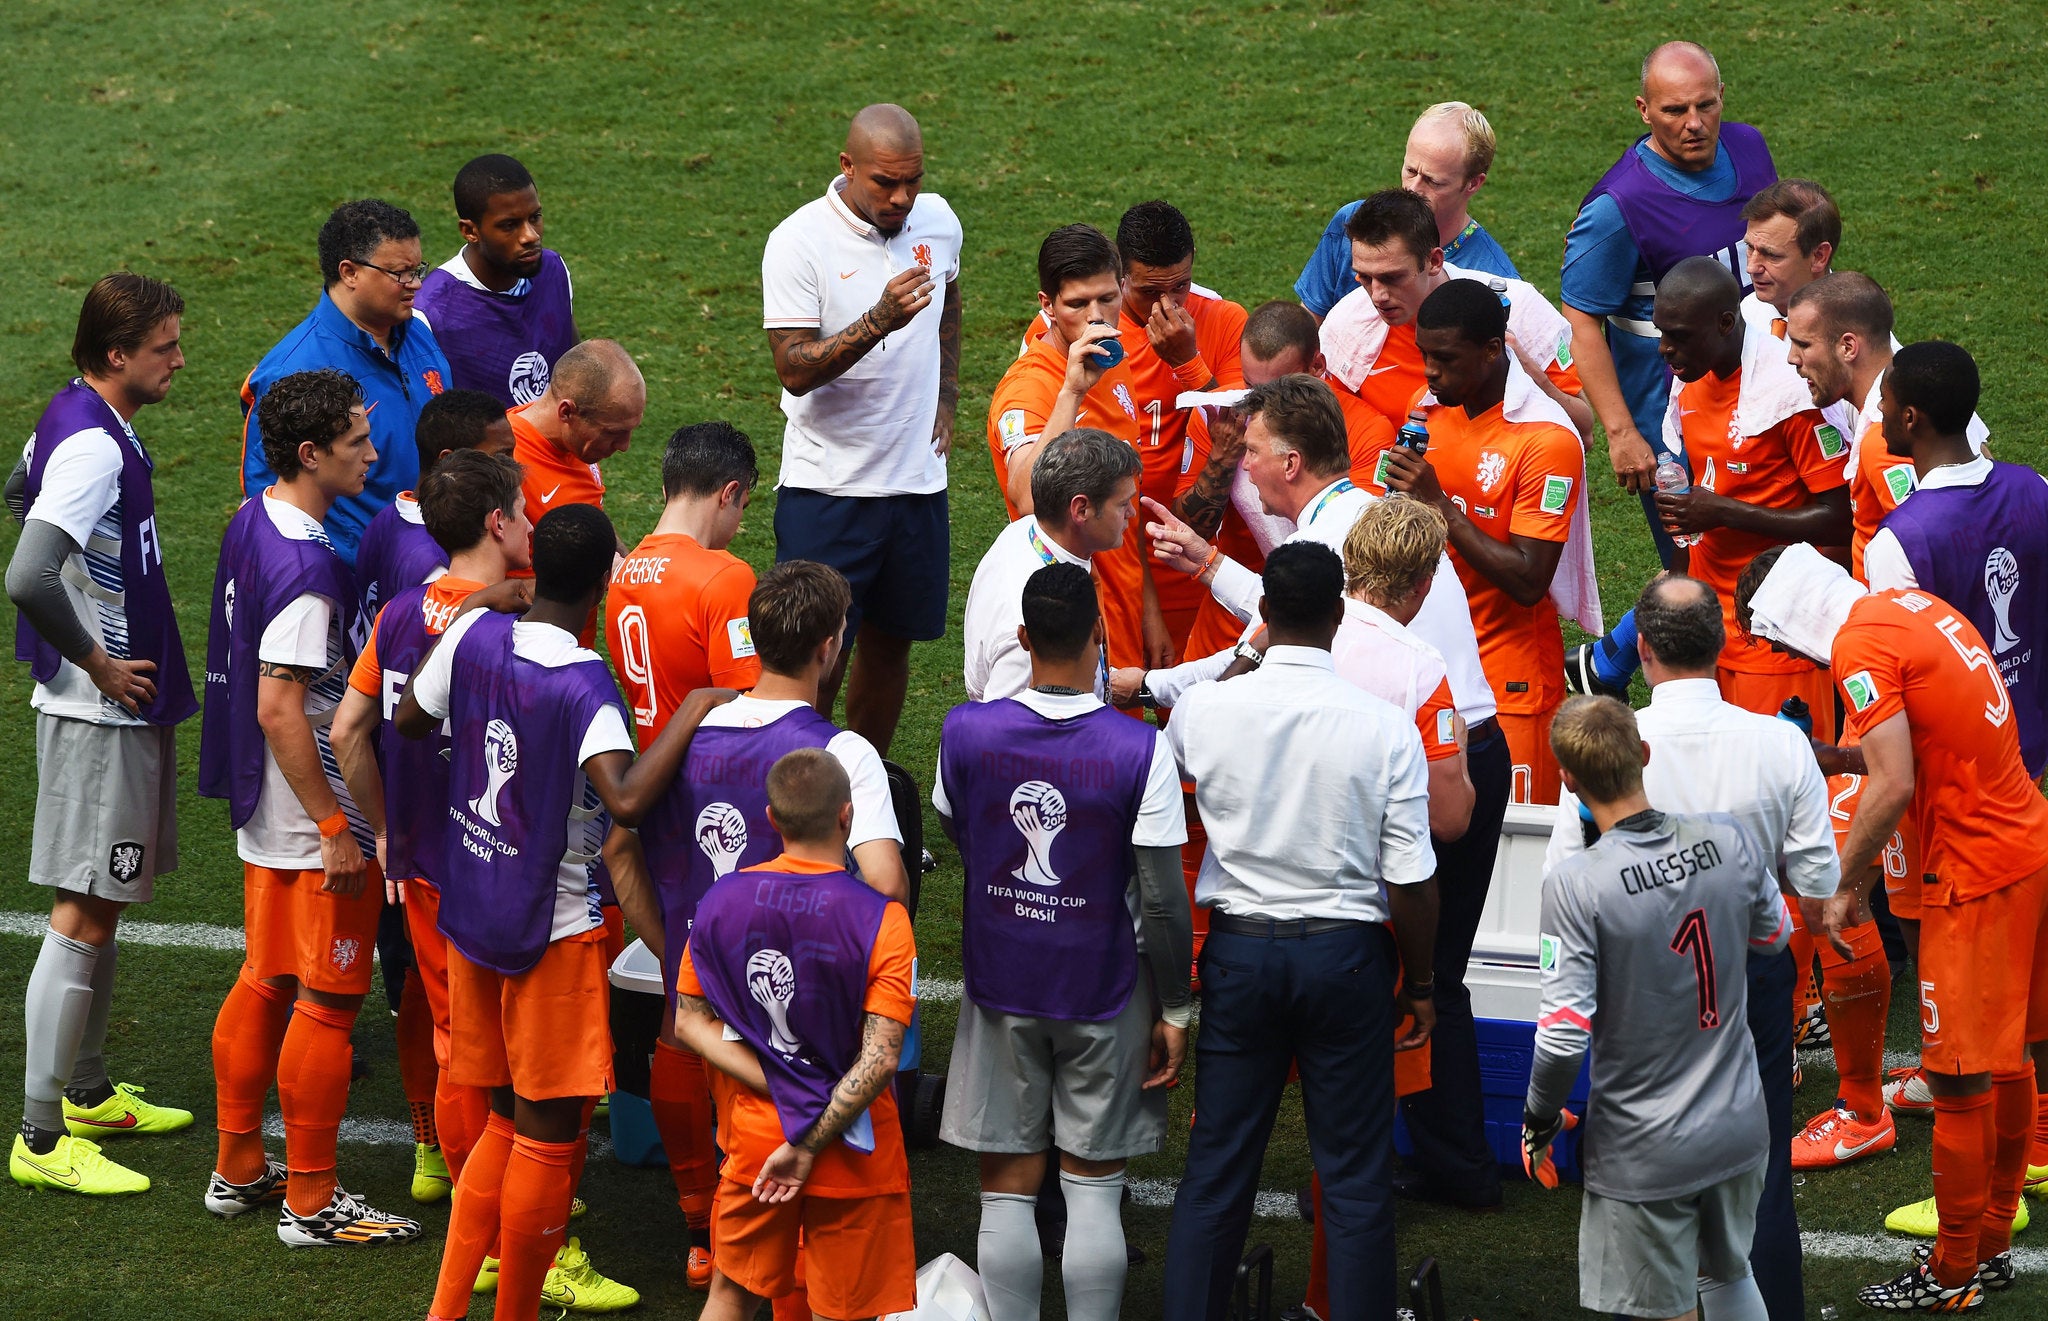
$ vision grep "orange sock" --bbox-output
[1786,903,1818,1021]
[432,1111,514,1320]
[1816,919,1891,1118]
[277,997,359,1215]
[396,972,438,1147]
[568,1094,599,1203]
[497,1133,577,1321]
[1304,1172,1329,1319]
[438,1073,489,1183]
[1980,1072,2036,1259]
[1930,1090,1996,1287]
[211,967,294,1183]
[651,1040,720,1225]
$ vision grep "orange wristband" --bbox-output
[317,810,350,839]
[1172,355,1213,388]
[1196,545,1223,583]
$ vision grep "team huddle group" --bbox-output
[10,33,2048,1321]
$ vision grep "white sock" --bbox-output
[1698,1271,1769,1321]
[22,930,99,1135]
[68,937,117,1096]
[1059,1168,1128,1321]
[978,1191,1043,1321]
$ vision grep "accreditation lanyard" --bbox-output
[1303,479,1355,530]
[1026,522,1110,698]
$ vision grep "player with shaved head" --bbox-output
[508,337,646,544]
[762,103,963,757]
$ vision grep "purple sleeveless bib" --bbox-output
[639,707,840,995]
[197,498,358,827]
[14,381,194,725]
[1581,123,1776,289]
[371,583,455,886]
[437,610,624,973]
[689,865,892,1146]
[939,698,1158,1021]
[354,501,447,622]
[414,251,578,407]
[1880,462,2048,776]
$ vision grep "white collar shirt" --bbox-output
[1333,597,1448,720]
[1166,646,1436,923]
[760,178,963,497]
[961,517,1098,703]
[1544,677,1839,899]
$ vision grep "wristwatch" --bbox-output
[1232,639,1265,669]
[1134,681,1159,710]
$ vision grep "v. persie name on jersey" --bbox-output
[612,555,672,586]
[1618,836,1724,896]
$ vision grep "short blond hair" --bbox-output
[1343,496,1447,606]
[1414,102,1497,180]
[1549,696,1645,805]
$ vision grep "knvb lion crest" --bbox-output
[108,842,144,884]
[912,242,933,268]
[1476,450,1507,494]
[330,937,361,972]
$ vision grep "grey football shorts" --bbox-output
[939,979,1167,1162]
[30,713,177,903]
[1579,1159,1767,1317]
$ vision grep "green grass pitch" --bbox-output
[1,1,2044,1316]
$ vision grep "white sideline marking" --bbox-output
[0,910,246,951]
[261,1111,611,1159]
[1128,1177,1300,1220]
[1800,1229,2048,1271]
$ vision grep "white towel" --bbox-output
[1176,390,1297,556]
[1660,318,1819,460]
[1746,542,1868,662]
[1320,262,1574,395]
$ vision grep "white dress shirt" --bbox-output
[1544,677,1839,899]
[1167,646,1436,923]
[1863,454,2048,592]
[1149,478,1496,721]
[961,517,1097,703]
[1332,598,1452,732]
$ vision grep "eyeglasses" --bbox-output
[352,258,430,286]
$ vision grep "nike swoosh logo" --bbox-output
[544,1223,567,1236]
[1834,1134,1887,1160]
[541,484,562,503]
[839,270,858,280]
[69,1113,139,1130]
[364,401,380,416]
[1364,364,1401,377]
[17,1153,82,1187]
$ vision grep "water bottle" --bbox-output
[1086,320,1124,369]
[1397,410,1429,455]
[1777,695,1814,737]
[1654,455,1700,548]
[1487,277,1513,311]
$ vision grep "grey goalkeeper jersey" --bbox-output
[1527,809,1791,1200]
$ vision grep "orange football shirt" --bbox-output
[674,855,915,1196]
[1832,590,2048,904]
[510,409,607,527]
[1174,406,1266,662]
[348,575,486,700]
[1825,769,1911,888]
[986,337,1148,670]
[1420,401,1582,716]
[1335,383,1402,496]
[1679,369,1846,674]
[1848,419,1918,583]
[1349,325,1429,427]
[606,533,762,742]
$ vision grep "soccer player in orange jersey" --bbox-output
[607,422,763,745]
[1385,279,1587,805]
[987,225,1158,672]
[507,338,644,544]
[1319,189,1592,442]
[674,749,918,1321]
[1649,258,1849,741]
[1742,543,2048,1312]
[333,451,531,1208]
[1097,201,1246,651]
[1173,300,1396,663]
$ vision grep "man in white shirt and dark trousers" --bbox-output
[1528,696,1790,1321]
[935,562,1192,1321]
[1162,541,1439,1321]
[761,102,963,756]
[1546,574,1837,1321]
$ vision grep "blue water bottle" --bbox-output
[1398,410,1429,455]
[1087,320,1124,369]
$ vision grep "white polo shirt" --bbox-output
[761,178,963,498]
[961,517,1098,704]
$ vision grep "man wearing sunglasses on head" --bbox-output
[240,198,454,565]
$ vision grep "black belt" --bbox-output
[1466,716,1501,746]
[1207,913,1368,939]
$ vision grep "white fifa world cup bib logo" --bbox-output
[696,802,749,878]
[1009,780,1068,888]
[1985,547,2022,653]
[470,718,519,827]
[508,351,551,405]
[746,948,802,1056]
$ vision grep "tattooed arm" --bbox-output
[673,991,770,1092]
[256,654,365,896]
[1173,406,1248,541]
[751,1011,906,1203]
[932,279,962,456]
[768,267,936,397]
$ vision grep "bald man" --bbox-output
[507,337,644,544]
[1295,102,1518,321]
[763,103,963,755]
[1563,41,1777,566]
